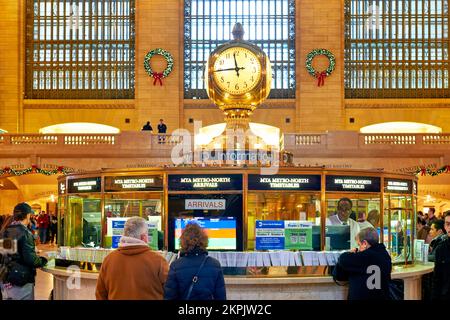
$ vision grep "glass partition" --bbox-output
[57,195,66,246]
[103,193,164,249]
[66,195,102,247]
[247,193,321,251]
[384,194,414,264]
[325,195,381,250]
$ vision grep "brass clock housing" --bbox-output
[205,24,272,126]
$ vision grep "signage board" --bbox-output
[326,175,380,192]
[168,174,243,191]
[248,174,321,191]
[104,175,163,192]
[68,177,101,193]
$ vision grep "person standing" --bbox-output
[416,216,429,241]
[427,208,438,227]
[164,222,226,300]
[142,121,153,132]
[332,227,392,300]
[157,119,167,144]
[96,217,169,300]
[326,198,361,249]
[432,211,450,300]
[49,214,58,245]
[0,203,48,300]
[428,220,447,262]
[37,211,49,244]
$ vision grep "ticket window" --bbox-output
[325,195,381,251]
[104,193,164,249]
[66,195,102,247]
[247,193,321,251]
[384,195,413,263]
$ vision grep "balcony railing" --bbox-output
[1,131,450,159]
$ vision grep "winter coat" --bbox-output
[429,234,448,262]
[333,243,392,300]
[96,237,169,300]
[432,237,450,300]
[164,250,226,300]
[1,224,46,284]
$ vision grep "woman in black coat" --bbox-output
[164,223,226,300]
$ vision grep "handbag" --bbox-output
[5,261,31,287]
[185,256,209,300]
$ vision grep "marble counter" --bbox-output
[43,263,434,300]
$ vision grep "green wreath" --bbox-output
[144,48,174,85]
[305,49,336,86]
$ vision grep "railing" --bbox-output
[1,132,450,157]
[64,135,116,145]
[285,133,450,147]
[363,134,416,145]
[295,134,324,146]
[10,135,58,145]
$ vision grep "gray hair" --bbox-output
[356,227,379,246]
[123,217,147,239]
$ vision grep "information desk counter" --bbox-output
[43,262,433,300]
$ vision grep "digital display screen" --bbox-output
[174,217,237,250]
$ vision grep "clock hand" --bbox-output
[214,67,245,72]
[233,52,240,77]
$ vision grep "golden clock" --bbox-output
[212,47,262,95]
[205,23,271,123]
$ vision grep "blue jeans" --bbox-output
[39,228,47,243]
[1,283,34,300]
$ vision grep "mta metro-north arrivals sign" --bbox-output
[325,175,381,192]
[248,174,321,191]
[168,174,243,191]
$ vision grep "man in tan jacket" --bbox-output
[96,217,169,300]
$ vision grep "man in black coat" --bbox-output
[0,203,47,300]
[432,211,450,300]
[333,227,392,300]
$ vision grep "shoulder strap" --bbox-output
[185,255,209,300]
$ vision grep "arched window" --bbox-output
[184,0,296,99]
[345,0,449,98]
[25,0,135,99]
[39,123,120,134]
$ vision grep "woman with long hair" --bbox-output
[164,222,226,300]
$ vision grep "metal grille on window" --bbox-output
[344,0,450,98]
[184,0,296,99]
[25,0,135,99]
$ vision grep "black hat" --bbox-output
[13,202,32,220]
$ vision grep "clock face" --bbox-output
[212,47,262,95]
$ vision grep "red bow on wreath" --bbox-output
[420,167,427,176]
[446,165,450,173]
[153,73,164,86]
[316,71,328,87]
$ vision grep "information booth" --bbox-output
[48,167,432,300]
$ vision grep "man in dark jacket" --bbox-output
[428,219,447,262]
[333,227,392,300]
[432,211,450,300]
[0,203,47,300]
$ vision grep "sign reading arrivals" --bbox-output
[68,177,101,193]
[104,175,163,192]
[168,174,243,191]
[248,174,321,191]
[384,179,413,194]
[326,175,381,192]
